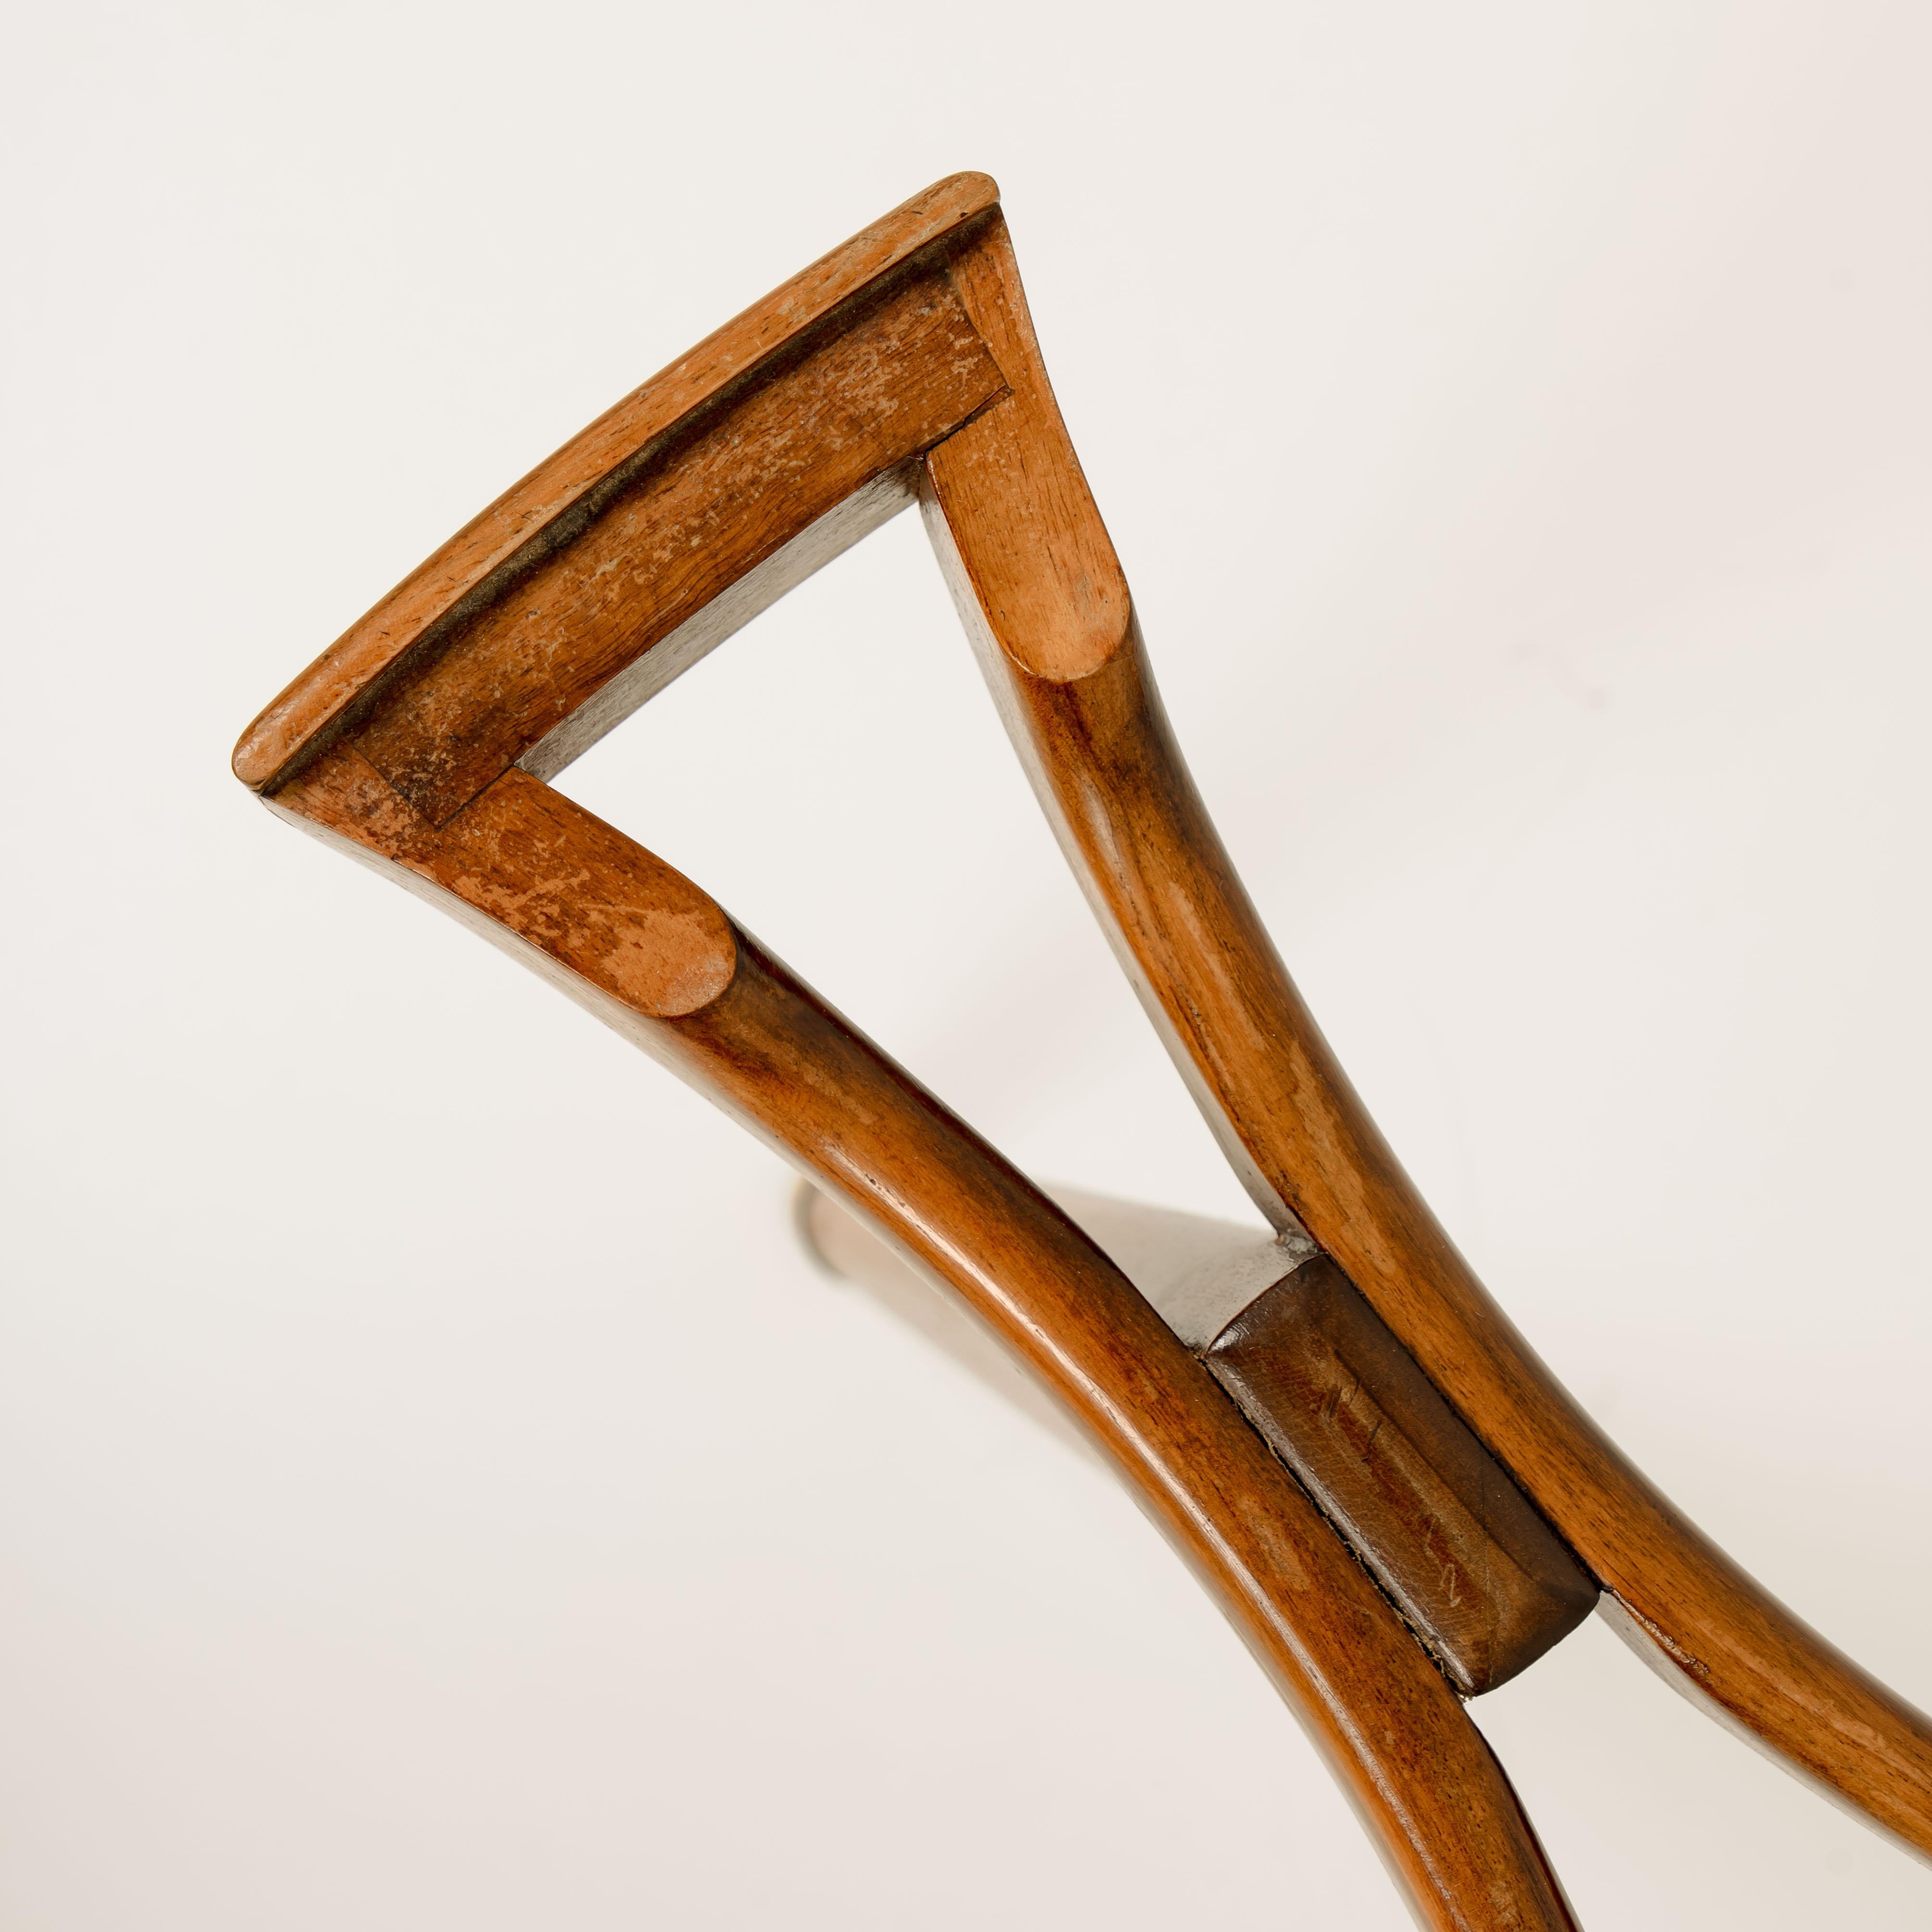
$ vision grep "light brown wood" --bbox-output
[921,214,1128,682]
[231,171,1000,796]
[795,1182,1099,1459]
[232,173,1932,1918]
[805,1180,1596,1696]
[353,266,1003,823]
[274,746,736,1016]
[658,933,1581,1932]
[926,599,1932,1861]
[269,735,1580,1930]
[920,210,1932,1859]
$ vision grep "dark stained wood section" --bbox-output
[261,745,1583,1932]
[354,266,1005,823]
[923,217,1131,685]
[1205,1255,1598,1696]
[924,213,1932,1853]
[231,171,1002,794]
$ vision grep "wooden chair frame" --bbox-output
[233,173,1931,1929]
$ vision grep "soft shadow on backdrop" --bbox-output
[3,2,1928,1926]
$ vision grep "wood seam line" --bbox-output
[1210,1341,1466,1699]
[262,741,1578,1930]
[233,174,1004,798]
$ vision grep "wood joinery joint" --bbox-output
[1203,1255,1597,1696]
[235,174,1932,1930]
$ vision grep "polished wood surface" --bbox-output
[266,737,1580,1932]
[273,746,736,1016]
[922,228,1932,1856]
[231,171,1000,795]
[796,1182,1097,1459]
[234,172,1932,1916]
[662,934,1579,1932]
[1207,1257,1597,1696]
[805,1181,1596,1697]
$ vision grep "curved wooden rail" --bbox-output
[922,214,1932,1857]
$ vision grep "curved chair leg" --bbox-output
[232,171,1930,1920]
[802,1181,1599,1698]
[920,227,1932,1845]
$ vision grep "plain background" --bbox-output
[4,1,1929,1925]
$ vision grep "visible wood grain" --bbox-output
[651,932,1583,1932]
[796,1183,1098,1459]
[805,1179,1594,1694]
[267,750,1580,1932]
[231,170,1001,795]
[350,267,1003,823]
[928,216,1130,681]
[949,615,1932,1859]
[921,213,1932,1853]
[1207,1256,1598,1696]
[515,462,920,785]
[235,173,1932,1916]
[274,746,736,1018]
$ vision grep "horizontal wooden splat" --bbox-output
[235,171,1932,1924]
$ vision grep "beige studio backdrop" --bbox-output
[3,2,1929,1926]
